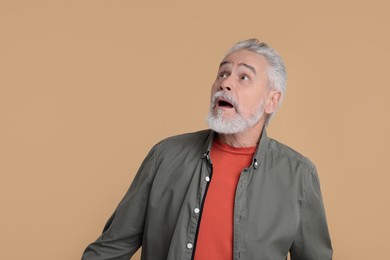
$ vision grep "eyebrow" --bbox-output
[219,61,256,75]
[219,60,231,68]
[242,63,256,75]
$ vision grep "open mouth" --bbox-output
[217,99,234,108]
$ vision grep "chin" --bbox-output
[207,112,249,134]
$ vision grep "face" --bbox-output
[207,49,276,134]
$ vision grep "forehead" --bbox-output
[220,49,269,71]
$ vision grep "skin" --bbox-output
[210,49,281,147]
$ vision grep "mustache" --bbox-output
[211,91,240,113]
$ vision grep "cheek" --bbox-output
[210,82,219,96]
[240,96,261,114]
[211,81,219,91]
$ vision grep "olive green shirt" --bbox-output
[82,129,332,260]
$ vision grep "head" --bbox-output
[207,39,287,134]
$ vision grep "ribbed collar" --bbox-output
[202,128,269,170]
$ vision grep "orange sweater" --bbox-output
[194,138,256,260]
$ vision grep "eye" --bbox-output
[218,71,230,79]
[240,74,250,80]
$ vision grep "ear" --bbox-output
[264,91,281,114]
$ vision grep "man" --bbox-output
[82,39,333,260]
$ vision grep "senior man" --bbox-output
[82,39,333,260]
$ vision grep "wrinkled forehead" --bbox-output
[219,60,257,75]
[220,49,269,73]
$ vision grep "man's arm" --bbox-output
[82,147,158,260]
[290,167,333,260]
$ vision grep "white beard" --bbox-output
[207,92,265,134]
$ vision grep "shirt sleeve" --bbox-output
[82,146,158,260]
[290,166,333,260]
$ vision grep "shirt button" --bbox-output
[187,243,193,249]
[194,208,200,213]
[205,176,210,182]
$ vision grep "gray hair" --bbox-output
[224,39,287,125]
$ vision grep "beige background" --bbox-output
[1,1,389,259]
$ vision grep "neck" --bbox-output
[218,122,264,148]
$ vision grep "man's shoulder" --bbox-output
[160,129,211,143]
[152,129,212,154]
[267,137,315,169]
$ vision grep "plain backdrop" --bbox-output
[1,1,389,259]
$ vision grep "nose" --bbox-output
[219,78,232,91]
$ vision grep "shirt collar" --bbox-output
[202,128,269,169]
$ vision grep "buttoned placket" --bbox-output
[234,131,266,260]
[184,150,213,260]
